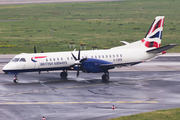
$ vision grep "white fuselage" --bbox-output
[2,48,157,72]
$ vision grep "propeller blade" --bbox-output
[77,65,80,77]
[80,58,88,63]
[78,49,80,60]
[71,49,84,77]
[34,46,37,53]
[71,53,77,61]
[80,66,87,73]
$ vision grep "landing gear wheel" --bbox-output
[102,74,109,83]
[13,79,19,83]
[60,72,68,78]
[13,75,18,83]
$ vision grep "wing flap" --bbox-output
[100,61,142,68]
[146,44,177,53]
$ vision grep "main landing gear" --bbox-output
[102,71,109,83]
[13,74,19,83]
[60,70,110,82]
[60,70,68,79]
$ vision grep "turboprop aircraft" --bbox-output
[2,16,176,83]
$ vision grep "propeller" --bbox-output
[34,46,44,53]
[71,49,87,77]
[34,46,37,53]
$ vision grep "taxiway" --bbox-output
[0,54,180,120]
[0,0,121,5]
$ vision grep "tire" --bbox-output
[102,75,109,83]
[13,79,18,83]
[60,72,68,78]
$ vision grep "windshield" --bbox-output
[12,58,20,62]
[19,58,26,62]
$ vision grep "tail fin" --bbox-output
[141,16,164,48]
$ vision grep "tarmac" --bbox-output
[0,0,121,5]
[0,53,180,120]
[1,1,180,119]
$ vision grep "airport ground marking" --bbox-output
[0,78,165,97]
[0,101,158,105]
[1,72,180,85]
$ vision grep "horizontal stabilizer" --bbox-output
[146,44,177,53]
[120,41,130,45]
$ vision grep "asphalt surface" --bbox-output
[1,1,180,120]
[0,54,180,120]
[0,0,121,5]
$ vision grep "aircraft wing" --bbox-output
[100,61,142,68]
[146,44,177,53]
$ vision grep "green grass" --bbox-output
[110,108,180,120]
[0,0,180,53]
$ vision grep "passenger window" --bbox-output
[57,58,59,61]
[91,56,93,58]
[53,58,55,61]
[106,55,108,58]
[99,55,101,58]
[46,58,48,61]
[50,58,52,61]
[120,54,122,57]
[71,57,73,60]
[113,55,115,57]
[102,55,104,58]
[109,55,111,58]
[95,56,97,58]
[19,58,26,62]
[117,54,119,57]
[67,57,69,60]
[12,58,20,62]
[61,57,63,60]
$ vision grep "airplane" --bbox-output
[2,16,177,83]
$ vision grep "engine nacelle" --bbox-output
[81,58,114,73]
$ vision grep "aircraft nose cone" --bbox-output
[2,63,11,73]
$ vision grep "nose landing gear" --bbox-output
[13,75,19,83]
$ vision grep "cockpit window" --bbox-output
[12,58,20,62]
[19,58,26,62]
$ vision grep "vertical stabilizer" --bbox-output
[111,16,165,50]
[142,16,164,48]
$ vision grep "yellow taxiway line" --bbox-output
[0,101,158,105]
